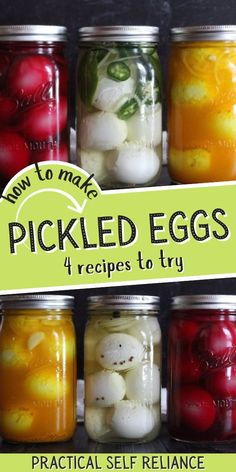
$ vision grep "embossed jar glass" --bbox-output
[0,295,76,443]
[0,25,69,188]
[168,26,236,183]
[168,295,236,442]
[76,26,162,189]
[84,295,161,443]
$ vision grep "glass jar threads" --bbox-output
[0,295,76,443]
[76,26,162,189]
[168,26,236,183]
[84,295,161,443]
[168,295,236,442]
[0,25,69,188]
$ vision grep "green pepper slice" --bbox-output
[117,98,139,120]
[77,50,98,107]
[107,61,131,81]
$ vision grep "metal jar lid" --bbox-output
[0,25,67,42]
[171,294,236,310]
[88,294,159,311]
[171,25,236,42]
[0,294,74,310]
[78,26,159,42]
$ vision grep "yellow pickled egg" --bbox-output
[2,408,33,432]
[209,110,236,139]
[25,367,68,400]
[171,79,215,105]
[0,347,29,368]
[169,148,211,172]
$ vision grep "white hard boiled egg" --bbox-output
[107,143,160,184]
[109,400,155,438]
[92,77,135,112]
[85,406,111,440]
[127,104,162,146]
[79,149,108,182]
[125,362,160,404]
[128,317,161,345]
[95,333,144,371]
[86,370,126,406]
[79,112,127,151]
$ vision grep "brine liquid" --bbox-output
[0,310,76,442]
[84,313,161,443]
[168,41,236,183]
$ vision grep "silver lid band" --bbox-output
[171,294,236,310]
[78,26,159,42]
[0,294,74,310]
[0,25,67,42]
[171,25,236,42]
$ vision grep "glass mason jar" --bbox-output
[0,25,69,189]
[168,295,236,442]
[168,26,236,183]
[84,294,161,443]
[76,26,162,189]
[0,294,76,443]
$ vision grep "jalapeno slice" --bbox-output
[117,98,139,120]
[77,50,98,107]
[107,61,131,81]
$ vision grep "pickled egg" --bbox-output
[85,406,111,440]
[95,333,144,371]
[171,79,215,105]
[79,112,127,151]
[128,318,161,345]
[86,370,126,407]
[80,149,108,182]
[0,347,30,368]
[125,362,160,404]
[2,408,33,433]
[25,367,68,400]
[107,143,160,184]
[92,77,135,112]
[169,148,211,173]
[108,400,155,438]
[127,104,162,146]
[209,110,236,139]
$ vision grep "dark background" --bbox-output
[1,0,236,381]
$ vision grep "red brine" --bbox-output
[0,25,69,188]
[168,295,236,441]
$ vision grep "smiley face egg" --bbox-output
[95,333,144,371]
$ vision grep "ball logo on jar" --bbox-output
[13,81,54,110]
[197,346,236,371]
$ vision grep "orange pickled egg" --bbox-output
[25,367,68,400]
[1,408,34,433]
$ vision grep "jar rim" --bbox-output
[88,294,159,311]
[78,25,159,42]
[171,294,236,310]
[171,25,236,42]
[0,25,67,42]
[0,294,74,310]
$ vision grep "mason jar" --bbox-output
[168,294,236,442]
[84,294,161,443]
[76,26,162,189]
[0,294,76,443]
[0,25,69,189]
[168,26,236,183]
